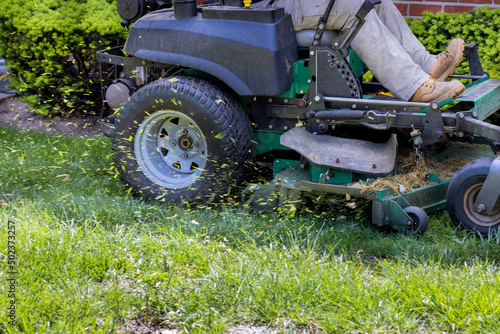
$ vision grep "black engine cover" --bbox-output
[123,6,298,96]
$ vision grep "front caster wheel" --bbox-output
[112,75,253,203]
[447,158,500,235]
[404,206,429,235]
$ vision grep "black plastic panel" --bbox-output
[202,6,285,23]
[123,7,297,96]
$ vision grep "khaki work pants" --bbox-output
[271,0,435,101]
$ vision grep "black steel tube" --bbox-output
[315,109,365,120]
[321,0,336,23]
[323,96,430,108]
[448,74,487,80]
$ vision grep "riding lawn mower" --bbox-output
[97,0,500,235]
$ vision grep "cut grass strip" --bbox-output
[1,126,500,333]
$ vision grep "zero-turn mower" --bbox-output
[97,0,500,235]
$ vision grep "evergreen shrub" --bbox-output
[0,0,127,116]
[0,4,499,116]
[407,7,500,79]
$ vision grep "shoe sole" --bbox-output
[409,85,465,111]
[434,84,466,102]
[436,39,465,81]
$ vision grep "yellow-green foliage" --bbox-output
[407,7,500,79]
[1,5,499,116]
[0,0,128,115]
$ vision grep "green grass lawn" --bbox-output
[1,126,500,333]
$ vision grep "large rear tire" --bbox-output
[112,76,253,203]
[447,158,500,235]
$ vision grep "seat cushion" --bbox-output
[295,30,341,48]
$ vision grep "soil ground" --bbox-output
[0,94,101,137]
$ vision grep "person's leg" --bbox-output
[271,0,328,31]
[326,0,428,100]
[351,14,429,100]
[272,0,464,101]
[375,0,464,81]
[346,11,464,101]
[374,0,435,72]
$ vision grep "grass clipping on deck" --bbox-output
[349,147,476,195]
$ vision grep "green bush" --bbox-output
[0,0,127,116]
[407,6,500,79]
[0,4,499,116]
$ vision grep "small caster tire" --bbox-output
[404,206,429,235]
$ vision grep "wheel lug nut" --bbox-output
[182,153,188,159]
[170,140,177,146]
[181,129,188,135]
[193,142,199,148]
[477,204,486,213]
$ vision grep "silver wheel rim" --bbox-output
[134,110,208,189]
[463,182,500,227]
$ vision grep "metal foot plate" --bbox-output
[280,127,397,175]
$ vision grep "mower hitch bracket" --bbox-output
[372,197,412,228]
[420,101,446,147]
[473,156,500,215]
[263,97,500,143]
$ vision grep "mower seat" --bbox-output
[295,30,341,48]
[296,30,365,78]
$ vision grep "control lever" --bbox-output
[312,0,337,46]
[356,0,382,20]
[336,0,382,56]
[463,44,485,76]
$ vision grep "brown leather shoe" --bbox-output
[409,78,465,103]
[427,38,464,81]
